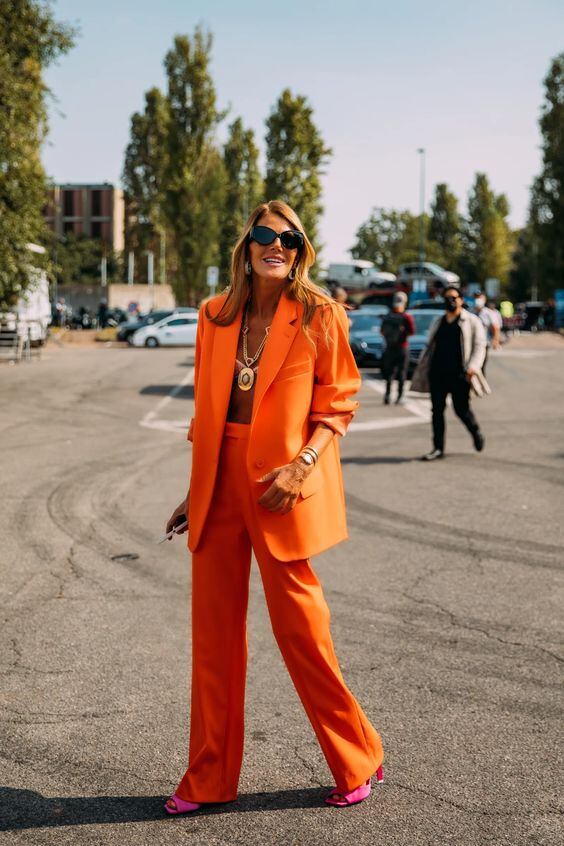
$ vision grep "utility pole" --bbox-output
[417,148,426,264]
[147,250,155,309]
[160,229,167,285]
[127,251,135,285]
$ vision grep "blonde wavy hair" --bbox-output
[205,200,334,338]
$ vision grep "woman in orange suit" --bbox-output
[164,200,384,814]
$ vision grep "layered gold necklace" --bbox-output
[238,305,271,392]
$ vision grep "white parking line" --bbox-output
[139,368,433,436]
[348,377,431,431]
[140,367,194,433]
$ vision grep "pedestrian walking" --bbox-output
[380,291,415,405]
[164,200,384,816]
[472,292,500,376]
[411,285,488,461]
[55,297,67,328]
[97,298,108,329]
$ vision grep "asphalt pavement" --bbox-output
[1,334,563,845]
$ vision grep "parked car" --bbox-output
[118,308,197,342]
[408,297,444,310]
[348,311,385,366]
[397,262,459,289]
[131,312,199,347]
[406,309,443,373]
[326,261,396,290]
[355,304,389,316]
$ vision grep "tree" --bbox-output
[122,87,169,280]
[43,231,121,285]
[160,30,226,302]
[219,117,263,284]
[0,0,75,308]
[350,208,442,270]
[460,173,511,286]
[531,52,564,296]
[265,89,331,256]
[429,183,461,269]
[509,177,544,301]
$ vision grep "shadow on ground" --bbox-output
[0,786,326,830]
[341,456,415,465]
[139,385,194,399]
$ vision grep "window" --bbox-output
[165,318,190,326]
[91,221,102,238]
[63,191,74,216]
[63,221,75,234]
[91,190,102,216]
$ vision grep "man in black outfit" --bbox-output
[415,286,486,461]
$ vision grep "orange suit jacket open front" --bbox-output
[187,291,361,561]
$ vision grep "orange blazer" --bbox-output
[187,291,361,562]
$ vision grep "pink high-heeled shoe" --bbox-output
[164,793,201,815]
[324,765,384,808]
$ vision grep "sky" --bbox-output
[43,0,564,264]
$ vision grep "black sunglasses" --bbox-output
[249,225,304,251]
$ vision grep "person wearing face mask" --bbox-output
[411,286,487,461]
[473,293,500,377]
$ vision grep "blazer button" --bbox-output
[255,458,265,468]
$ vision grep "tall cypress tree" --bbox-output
[265,89,331,257]
[533,52,564,296]
[429,183,461,270]
[461,173,511,286]
[0,0,75,307]
[161,30,225,302]
[219,117,262,285]
[122,88,169,282]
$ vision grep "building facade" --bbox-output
[44,183,124,252]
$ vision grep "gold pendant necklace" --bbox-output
[238,306,270,392]
[237,366,255,391]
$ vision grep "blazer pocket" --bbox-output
[299,468,322,499]
[274,360,312,383]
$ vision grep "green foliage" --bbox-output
[219,117,263,285]
[161,30,226,302]
[460,173,511,286]
[265,89,332,259]
[429,184,461,269]
[0,0,75,308]
[350,208,442,270]
[42,231,121,285]
[531,53,564,297]
[122,87,169,262]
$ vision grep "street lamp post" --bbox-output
[417,148,426,264]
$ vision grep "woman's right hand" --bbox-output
[166,494,189,538]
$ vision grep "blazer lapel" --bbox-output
[252,293,300,425]
[210,304,243,426]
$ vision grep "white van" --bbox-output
[325,261,396,290]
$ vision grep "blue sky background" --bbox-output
[43,0,564,263]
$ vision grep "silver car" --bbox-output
[397,262,459,288]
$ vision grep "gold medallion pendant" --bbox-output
[238,367,255,391]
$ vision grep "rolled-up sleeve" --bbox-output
[309,304,361,436]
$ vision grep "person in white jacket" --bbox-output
[411,286,487,461]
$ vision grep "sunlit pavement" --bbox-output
[1,333,563,845]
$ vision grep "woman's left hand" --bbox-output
[257,461,312,514]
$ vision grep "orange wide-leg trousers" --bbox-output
[176,421,383,803]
